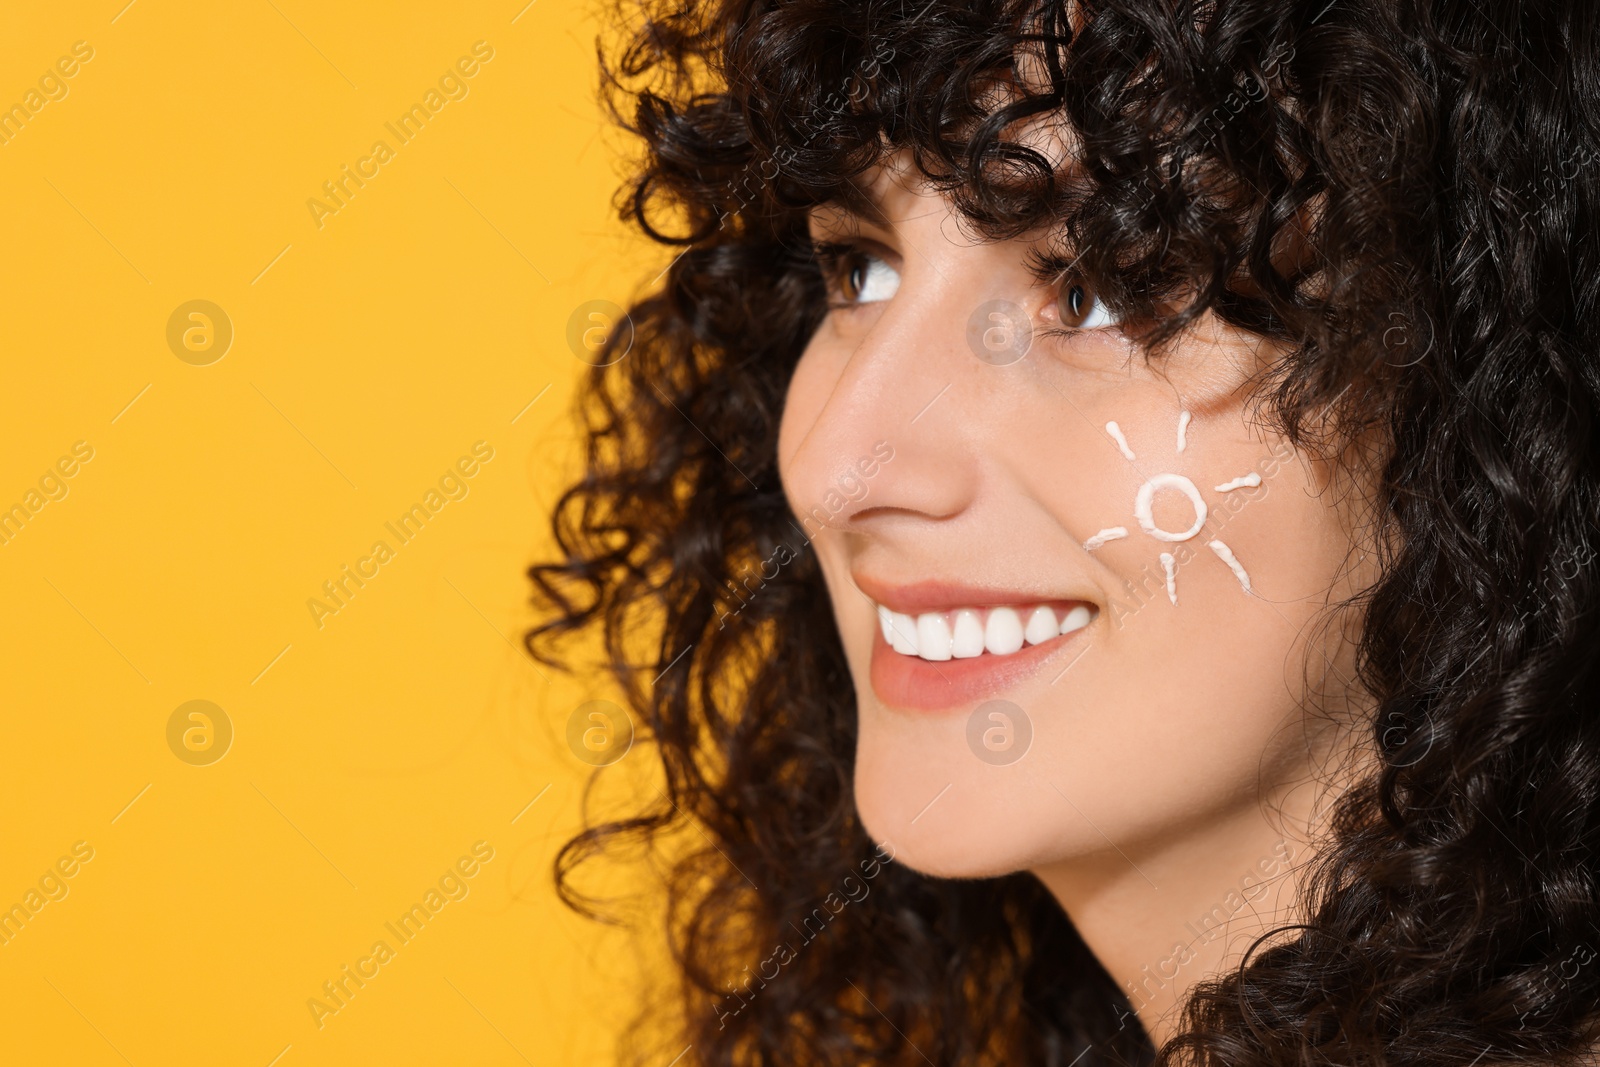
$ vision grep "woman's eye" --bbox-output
[837,251,900,305]
[1055,274,1116,330]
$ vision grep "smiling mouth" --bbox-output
[873,601,1095,663]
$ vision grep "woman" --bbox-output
[529,1,1600,1064]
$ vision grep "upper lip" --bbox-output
[852,573,1096,615]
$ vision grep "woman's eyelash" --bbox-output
[811,239,1122,325]
[810,239,898,306]
[1024,247,1085,287]
[810,241,854,304]
[1027,248,1134,331]
[810,240,861,270]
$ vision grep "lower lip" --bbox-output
[868,625,1090,712]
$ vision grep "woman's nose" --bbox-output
[779,281,992,537]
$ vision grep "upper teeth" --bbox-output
[877,603,1093,662]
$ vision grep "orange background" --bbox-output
[0,2,661,1063]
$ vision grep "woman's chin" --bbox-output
[852,768,1084,881]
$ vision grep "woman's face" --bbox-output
[776,162,1378,877]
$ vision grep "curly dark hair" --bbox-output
[525,0,1600,1064]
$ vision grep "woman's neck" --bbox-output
[1031,793,1320,1047]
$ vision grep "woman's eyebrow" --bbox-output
[807,204,874,240]
[812,176,899,230]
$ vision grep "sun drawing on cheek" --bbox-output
[1082,411,1258,605]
